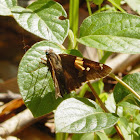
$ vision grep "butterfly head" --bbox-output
[46,51,49,55]
[45,49,54,57]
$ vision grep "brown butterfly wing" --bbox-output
[83,59,112,80]
[59,54,112,93]
[59,54,86,92]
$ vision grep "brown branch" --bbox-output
[87,82,124,140]
[0,92,21,102]
[0,109,52,137]
[107,54,140,73]
[87,82,109,112]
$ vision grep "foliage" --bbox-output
[0,0,140,139]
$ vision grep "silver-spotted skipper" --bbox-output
[45,50,112,98]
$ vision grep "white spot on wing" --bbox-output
[76,57,83,61]
[86,67,90,71]
[99,64,103,70]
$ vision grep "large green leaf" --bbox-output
[78,12,140,54]
[12,0,69,44]
[18,41,66,117]
[124,0,140,15]
[0,0,17,15]
[113,72,140,104]
[55,98,118,133]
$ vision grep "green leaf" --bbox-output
[79,80,104,98]
[87,0,103,5]
[66,49,83,57]
[105,94,123,116]
[113,72,140,104]
[104,126,116,136]
[92,0,103,5]
[118,117,132,140]
[124,0,140,15]
[72,133,94,140]
[12,0,69,44]
[96,131,109,140]
[18,41,66,117]
[92,80,104,95]
[118,117,140,140]
[105,94,116,113]
[78,12,140,54]
[113,0,121,5]
[99,93,108,103]
[55,98,119,133]
[134,127,140,140]
[68,29,75,49]
[118,101,140,110]
[0,0,17,15]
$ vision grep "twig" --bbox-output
[0,92,21,102]
[114,125,125,140]
[87,82,109,112]
[0,109,52,137]
[107,54,140,73]
[87,82,124,140]
[108,0,126,13]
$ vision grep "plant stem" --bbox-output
[98,4,101,12]
[109,73,140,101]
[108,0,126,13]
[86,0,92,16]
[87,82,109,112]
[87,82,124,140]
[114,125,125,140]
[68,29,75,49]
[69,0,79,49]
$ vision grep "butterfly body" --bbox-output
[46,50,112,98]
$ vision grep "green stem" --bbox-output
[68,29,75,49]
[109,73,140,100]
[69,0,79,49]
[98,4,101,12]
[94,5,117,14]
[108,0,126,13]
[97,49,104,61]
[86,0,92,16]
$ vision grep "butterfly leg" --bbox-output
[41,58,47,65]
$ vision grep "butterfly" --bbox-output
[45,50,112,98]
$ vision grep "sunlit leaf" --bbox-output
[55,98,118,133]
[18,41,66,117]
[78,12,140,54]
[0,0,17,15]
[12,0,69,44]
[113,72,140,104]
